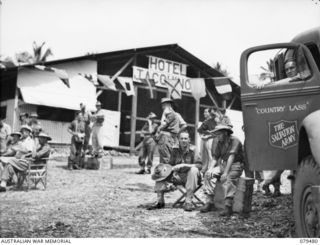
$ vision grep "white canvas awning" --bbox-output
[17,60,97,111]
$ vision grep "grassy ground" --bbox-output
[0,156,295,238]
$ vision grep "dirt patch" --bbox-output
[0,156,295,238]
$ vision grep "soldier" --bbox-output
[147,131,202,211]
[2,132,21,156]
[79,103,92,153]
[0,120,12,155]
[19,112,30,126]
[197,108,218,174]
[28,112,42,137]
[0,125,35,192]
[155,98,180,164]
[91,101,104,157]
[200,124,244,217]
[136,112,158,175]
[67,112,85,170]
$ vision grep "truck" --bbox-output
[240,27,320,237]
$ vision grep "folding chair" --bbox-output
[17,157,50,191]
[172,183,205,208]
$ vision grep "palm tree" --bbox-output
[259,59,275,81]
[15,41,53,65]
[213,62,230,77]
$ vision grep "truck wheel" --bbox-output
[294,156,320,237]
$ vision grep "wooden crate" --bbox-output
[214,177,254,213]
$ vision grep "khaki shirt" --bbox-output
[168,145,202,170]
[211,135,244,165]
[0,123,11,154]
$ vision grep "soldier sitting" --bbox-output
[0,131,51,192]
[2,132,22,157]
[147,131,202,212]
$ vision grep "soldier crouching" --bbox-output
[200,124,244,217]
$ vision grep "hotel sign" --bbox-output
[132,56,191,92]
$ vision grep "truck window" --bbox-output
[305,43,320,71]
[247,47,312,89]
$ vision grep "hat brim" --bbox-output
[38,136,52,141]
[151,164,173,182]
[210,125,233,134]
[20,126,32,132]
[160,101,174,105]
[11,133,21,137]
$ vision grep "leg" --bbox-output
[200,166,221,213]
[146,180,168,210]
[68,138,77,170]
[271,170,283,197]
[183,167,201,211]
[0,164,17,192]
[83,126,91,153]
[201,138,213,173]
[220,167,242,217]
[158,134,174,164]
[146,140,156,174]
[261,170,275,195]
[136,141,147,174]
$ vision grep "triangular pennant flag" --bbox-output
[140,78,156,99]
[189,78,206,100]
[97,74,117,91]
[79,73,99,86]
[164,78,182,99]
[214,77,232,94]
[35,65,70,88]
[117,76,135,96]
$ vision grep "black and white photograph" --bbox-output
[0,0,320,241]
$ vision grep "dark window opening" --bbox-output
[37,106,75,122]
[137,87,166,119]
[0,70,17,101]
[0,106,7,119]
[99,90,119,111]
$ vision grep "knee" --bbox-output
[189,166,198,174]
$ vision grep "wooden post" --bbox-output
[129,86,138,155]
[129,55,138,155]
[195,98,200,155]
[12,87,19,131]
[222,99,227,109]
[194,71,201,155]
[117,91,122,112]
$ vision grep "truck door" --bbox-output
[240,43,320,171]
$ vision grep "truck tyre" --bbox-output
[294,155,320,237]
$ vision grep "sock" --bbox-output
[157,192,165,203]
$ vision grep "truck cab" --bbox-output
[240,27,320,237]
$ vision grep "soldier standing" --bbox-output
[79,103,92,153]
[155,98,180,164]
[136,112,158,174]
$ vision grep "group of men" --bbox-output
[67,101,105,170]
[138,97,244,217]
[0,118,52,192]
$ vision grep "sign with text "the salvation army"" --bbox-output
[132,56,191,92]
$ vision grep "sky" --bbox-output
[1,0,319,84]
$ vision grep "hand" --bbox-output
[204,169,216,179]
[220,173,227,182]
[172,165,180,172]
